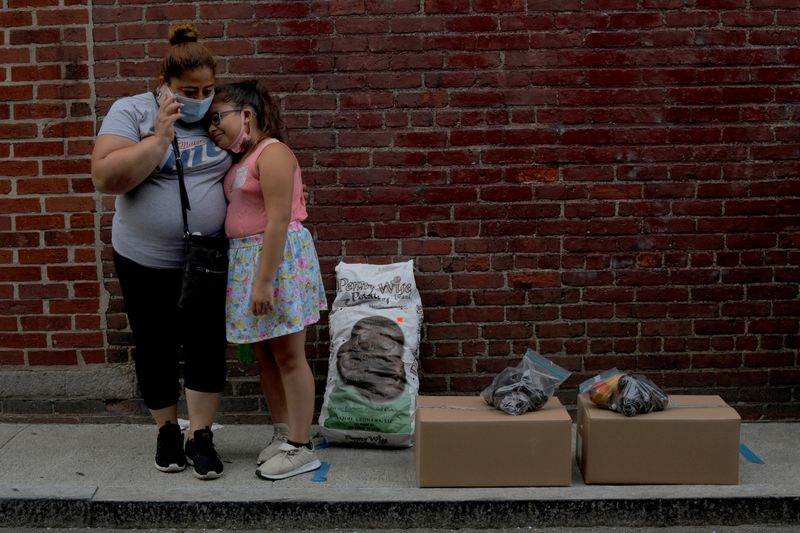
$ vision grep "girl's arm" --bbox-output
[91,90,182,194]
[251,142,296,315]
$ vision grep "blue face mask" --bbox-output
[173,90,214,124]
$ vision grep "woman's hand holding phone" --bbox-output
[155,84,183,143]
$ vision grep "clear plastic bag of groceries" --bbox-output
[480,349,571,415]
[611,374,670,416]
[579,369,670,417]
[579,368,623,408]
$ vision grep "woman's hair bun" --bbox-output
[168,24,199,46]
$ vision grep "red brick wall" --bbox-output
[2,0,799,420]
[2,1,101,368]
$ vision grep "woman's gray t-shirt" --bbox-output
[98,92,232,268]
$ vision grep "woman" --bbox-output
[91,24,230,480]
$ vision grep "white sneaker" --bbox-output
[256,443,321,480]
[256,426,289,466]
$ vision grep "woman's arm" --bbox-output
[91,134,173,194]
[250,142,296,315]
[91,90,182,194]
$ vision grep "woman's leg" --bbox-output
[183,386,224,480]
[185,389,222,433]
[113,250,185,472]
[113,250,183,421]
[181,277,227,479]
[182,280,228,434]
[151,405,179,428]
[254,341,288,425]
[268,329,313,443]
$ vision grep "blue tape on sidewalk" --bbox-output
[739,443,765,464]
[311,462,330,482]
[312,433,330,450]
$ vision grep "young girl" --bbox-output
[209,81,327,480]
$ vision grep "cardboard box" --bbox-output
[415,395,572,487]
[576,394,740,485]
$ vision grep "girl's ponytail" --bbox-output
[256,81,285,143]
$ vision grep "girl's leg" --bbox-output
[254,341,288,425]
[268,328,314,443]
[253,341,291,465]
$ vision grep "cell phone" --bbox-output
[156,83,173,105]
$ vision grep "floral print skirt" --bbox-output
[226,222,327,344]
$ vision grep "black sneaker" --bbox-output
[154,421,186,473]
[185,427,223,480]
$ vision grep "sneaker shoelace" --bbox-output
[284,447,299,457]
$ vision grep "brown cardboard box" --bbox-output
[576,394,740,485]
[415,395,572,487]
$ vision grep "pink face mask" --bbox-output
[228,111,251,153]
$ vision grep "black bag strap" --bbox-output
[153,92,191,237]
[172,137,192,237]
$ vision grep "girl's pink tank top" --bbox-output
[223,138,308,239]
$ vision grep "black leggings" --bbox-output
[113,250,227,410]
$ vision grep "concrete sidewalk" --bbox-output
[0,422,798,529]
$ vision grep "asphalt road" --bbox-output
[1,526,799,533]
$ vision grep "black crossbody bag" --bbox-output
[171,135,229,309]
